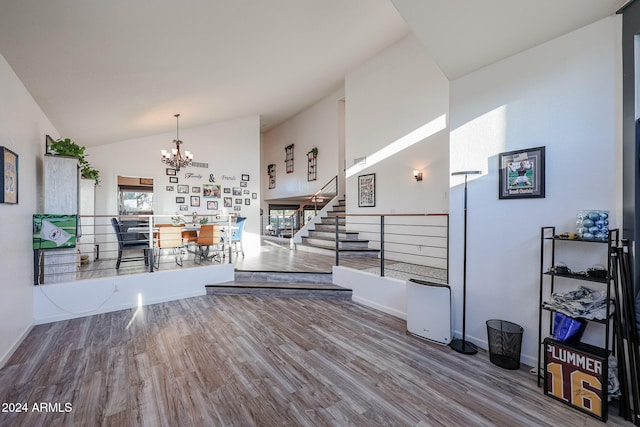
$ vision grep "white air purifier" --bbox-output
[406,279,452,345]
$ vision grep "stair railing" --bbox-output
[287,175,338,239]
[332,212,449,282]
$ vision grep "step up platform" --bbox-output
[206,281,352,300]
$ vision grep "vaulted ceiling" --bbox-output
[0,0,626,147]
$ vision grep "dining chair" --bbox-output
[154,225,184,268]
[110,218,151,269]
[195,224,222,264]
[181,229,198,251]
[229,216,246,258]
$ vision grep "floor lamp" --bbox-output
[450,170,481,355]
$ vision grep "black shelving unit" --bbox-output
[537,226,618,420]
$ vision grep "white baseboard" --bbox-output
[0,322,33,369]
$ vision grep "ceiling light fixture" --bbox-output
[161,114,193,171]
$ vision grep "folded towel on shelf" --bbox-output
[542,285,611,320]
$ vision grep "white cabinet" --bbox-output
[41,155,79,283]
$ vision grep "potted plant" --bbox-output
[50,138,100,185]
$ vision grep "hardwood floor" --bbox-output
[0,294,634,426]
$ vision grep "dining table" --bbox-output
[126,221,237,268]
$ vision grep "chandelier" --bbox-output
[161,113,194,171]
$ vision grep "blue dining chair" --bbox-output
[228,216,246,257]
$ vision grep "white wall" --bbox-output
[87,115,262,252]
[262,87,345,201]
[449,16,621,366]
[0,54,59,366]
[344,34,450,215]
[34,264,233,324]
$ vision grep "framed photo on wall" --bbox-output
[499,146,545,199]
[358,173,375,207]
[177,185,189,194]
[0,146,18,204]
[169,177,178,183]
[175,197,185,203]
[166,168,177,176]
[190,196,200,207]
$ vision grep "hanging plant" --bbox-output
[50,137,100,185]
[285,143,294,151]
[308,147,318,158]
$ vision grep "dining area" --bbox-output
[110,214,246,272]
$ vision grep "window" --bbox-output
[267,205,298,237]
[118,176,154,215]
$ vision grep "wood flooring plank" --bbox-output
[0,294,635,427]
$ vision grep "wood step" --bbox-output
[234,270,332,284]
[206,281,352,300]
[307,230,351,240]
[296,242,380,258]
[302,236,371,249]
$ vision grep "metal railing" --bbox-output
[286,175,338,238]
[33,213,238,285]
[332,213,449,283]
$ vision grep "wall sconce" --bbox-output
[413,170,423,181]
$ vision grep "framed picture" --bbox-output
[175,196,185,203]
[190,195,200,207]
[240,181,248,188]
[179,204,188,211]
[244,198,250,205]
[252,193,257,199]
[358,173,376,207]
[224,187,231,194]
[0,146,18,204]
[169,177,178,183]
[235,198,242,204]
[166,168,177,176]
[191,186,200,193]
[207,201,218,210]
[232,187,242,196]
[243,190,250,195]
[224,197,232,207]
[177,184,189,194]
[33,214,77,249]
[234,206,242,212]
[241,174,250,181]
[499,146,545,199]
[166,185,174,191]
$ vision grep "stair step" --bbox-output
[296,242,380,258]
[338,248,380,258]
[302,236,371,248]
[314,224,346,232]
[308,230,350,239]
[234,270,332,284]
[206,281,351,300]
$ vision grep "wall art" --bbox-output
[499,146,545,199]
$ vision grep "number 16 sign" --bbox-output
[544,338,609,421]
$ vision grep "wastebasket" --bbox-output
[486,319,523,370]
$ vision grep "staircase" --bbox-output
[298,199,380,258]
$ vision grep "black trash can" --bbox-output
[486,319,523,370]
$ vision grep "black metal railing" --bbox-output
[332,213,449,283]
